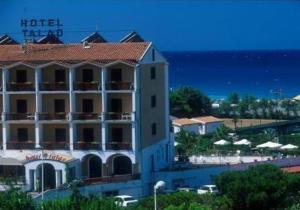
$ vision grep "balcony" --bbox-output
[42,141,69,150]
[106,82,133,91]
[7,141,35,150]
[38,112,68,120]
[106,142,132,150]
[72,113,101,120]
[83,174,140,185]
[7,82,35,91]
[39,82,69,91]
[105,112,132,121]
[6,113,35,121]
[73,141,101,150]
[74,82,101,91]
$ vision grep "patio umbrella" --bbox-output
[256,141,282,149]
[214,139,230,145]
[234,139,251,146]
[280,144,298,150]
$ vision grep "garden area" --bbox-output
[1,164,300,210]
[175,125,300,157]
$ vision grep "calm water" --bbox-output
[164,50,300,99]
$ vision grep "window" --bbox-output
[82,69,93,82]
[54,99,65,113]
[110,68,122,82]
[152,123,157,136]
[151,95,156,108]
[151,67,156,79]
[55,69,66,83]
[82,99,93,113]
[17,128,28,142]
[83,128,94,142]
[112,128,123,142]
[17,99,27,113]
[152,49,156,61]
[16,70,27,83]
[110,98,122,113]
[55,128,66,142]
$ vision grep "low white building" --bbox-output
[173,116,223,135]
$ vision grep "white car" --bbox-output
[197,185,218,195]
[114,195,138,207]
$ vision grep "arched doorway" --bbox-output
[112,155,132,175]
[37,163,56,190]
[82,155,102,178]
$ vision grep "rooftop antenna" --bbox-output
[95,23,99,32]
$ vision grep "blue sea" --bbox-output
[163,51,300,100]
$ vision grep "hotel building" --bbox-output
[0,34,172,196]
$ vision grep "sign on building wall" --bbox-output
[20,18,63,42]
[25,152,73,163]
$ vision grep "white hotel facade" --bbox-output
[0,35,172,196]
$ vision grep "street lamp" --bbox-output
[154,180,166,210]
[35,145,44,201]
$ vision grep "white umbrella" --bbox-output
[256,141,282,149]
[214,139,230,145]
[234,139,251,146]
[280,144,298,150]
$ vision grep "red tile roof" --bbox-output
[0,42,150,64]
[173,118,199,126]
[192,116,223,123]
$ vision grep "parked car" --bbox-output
[114,195,138,207]
[197,185,218,195]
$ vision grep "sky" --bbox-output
[1,0,300,51]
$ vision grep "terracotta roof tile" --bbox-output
[192,116,223,123]
[173,118,199,126]
[0,42,150,63]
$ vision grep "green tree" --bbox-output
[170,87,212,118]
[0,188,34,210]
[215,164,293,210]
[239,94,256,118]
[175,130,200,156]
[227,92,239,105]
[213,125,232,140]
[258,98,269,118]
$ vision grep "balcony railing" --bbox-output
[42,141,69,150]
[106,82,133,90]
[105,112,132,121]
[7,82,35,91]
[83,174,140,185]
[38,112,68,120]
[7,141,35,150]
[106,142,132,150]
[72,113,101,120]
[39,82,69,91]
[6,113,35,120]
[74,82,101,91]
[73,141,101,150]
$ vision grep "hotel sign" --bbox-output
[20,18,63,41]
[25,152,73,163]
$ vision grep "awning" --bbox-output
[0,158,23,166]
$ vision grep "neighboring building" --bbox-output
[0,33,172,196]
[172,118,199,134]
[172,116,223,135]
[293,95,300,101]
